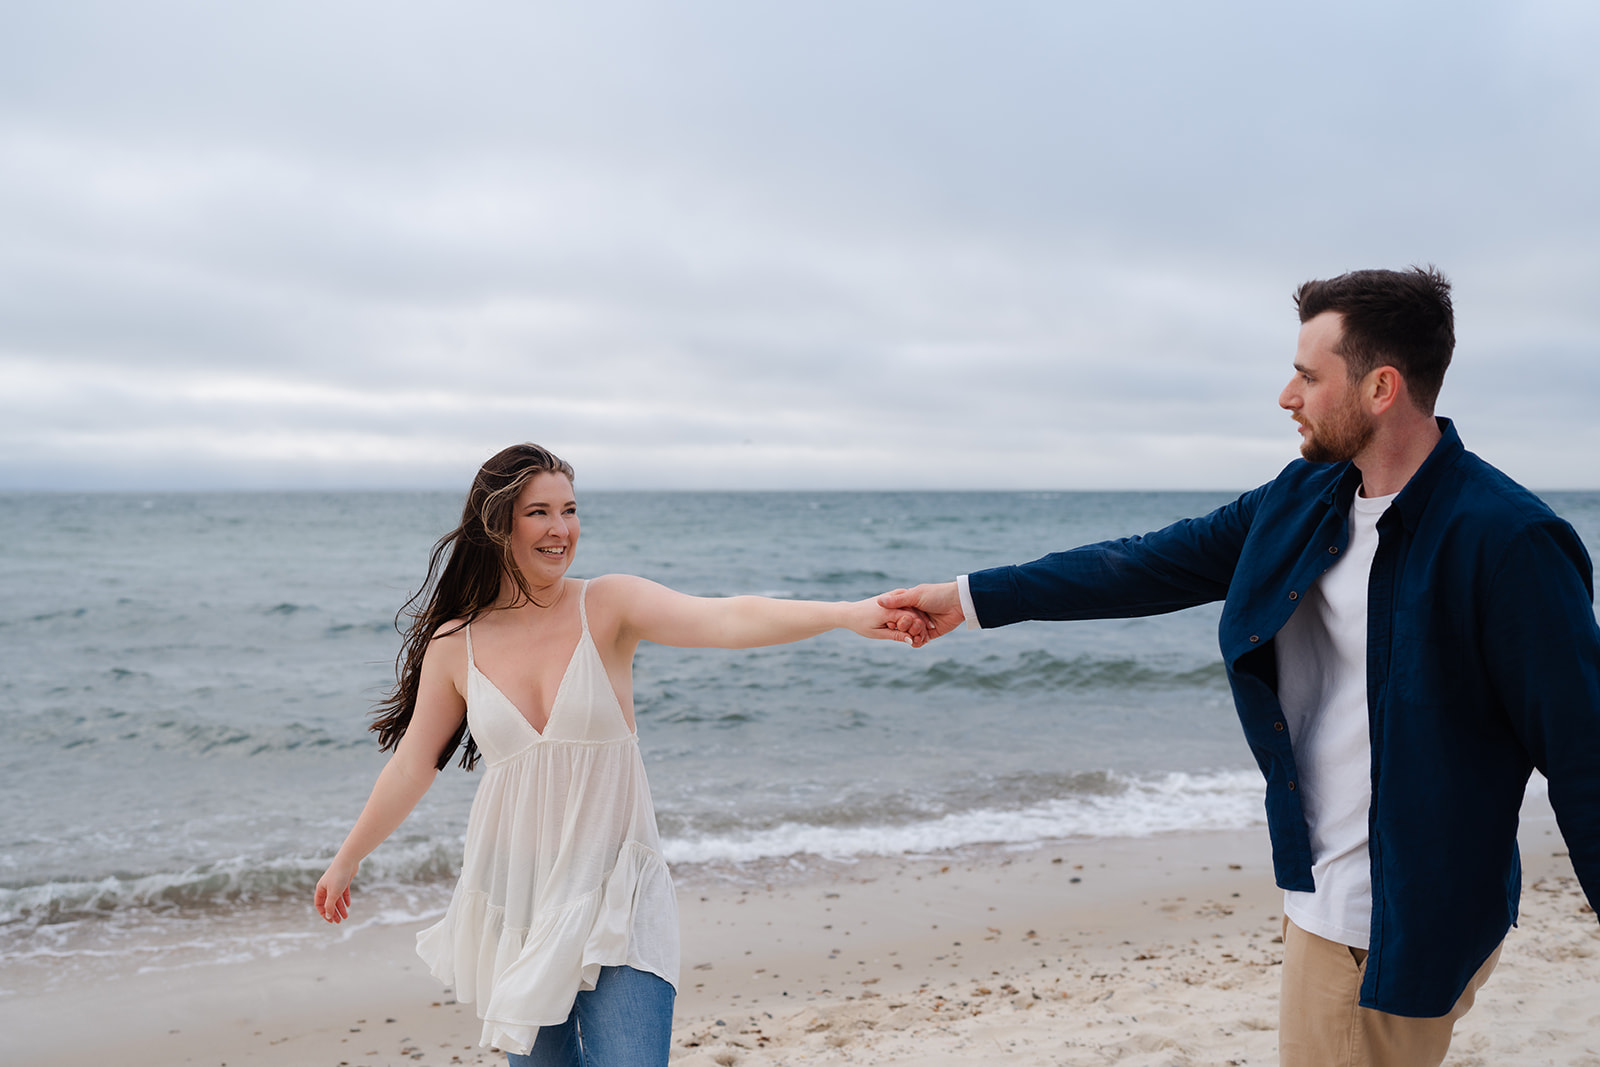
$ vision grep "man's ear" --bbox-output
[1366,365,1404,416]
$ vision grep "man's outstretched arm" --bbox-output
[878,484,1271,642]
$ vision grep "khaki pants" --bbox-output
[1278,917,1501,1067]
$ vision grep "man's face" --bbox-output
[1278,312,1375,464]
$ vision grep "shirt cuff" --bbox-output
[956,575,982,631]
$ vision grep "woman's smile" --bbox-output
[508,471,580,589]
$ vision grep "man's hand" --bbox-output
[877,582,964,642]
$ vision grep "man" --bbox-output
[880,267,1600,1067]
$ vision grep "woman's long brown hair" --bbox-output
[370,443,577,770]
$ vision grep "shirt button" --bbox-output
[1287,780,1297,790]
[1274,721,1285,732]
[1249,634,1260,643]
[1288,591,1299,601]
[1328,546,1340,555]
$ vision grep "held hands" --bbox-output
[847,583,961,647]
[848,597,935,647]
[876,582,964,643]
[314,857,359,924]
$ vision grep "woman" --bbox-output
[314,443,925,1066]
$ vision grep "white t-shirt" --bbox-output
[1277,489,1396,947]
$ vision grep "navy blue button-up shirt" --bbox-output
[967,420,1600,1016]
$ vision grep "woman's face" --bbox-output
[508,471,579,589]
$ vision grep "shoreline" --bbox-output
[6,801,1595,1067]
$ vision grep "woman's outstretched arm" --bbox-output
[314,628,468,923]
[596,574,930,650]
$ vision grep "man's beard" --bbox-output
[1298,396,1374,463]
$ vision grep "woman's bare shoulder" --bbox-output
[431,617,472,641]
[406,619,472,702]
[585,573,674,606]
[423,618,471,662]
[586,573,652,595]
[582,574,663,629]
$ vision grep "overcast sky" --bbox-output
[2,1,1596,491]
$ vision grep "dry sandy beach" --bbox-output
[5,802,1596,1067]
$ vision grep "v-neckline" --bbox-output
[470,630,586,737]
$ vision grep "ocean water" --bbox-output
[3,487,1596,992]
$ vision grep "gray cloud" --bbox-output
[2,1,1597,490]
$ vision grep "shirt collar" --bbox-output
[1390,417,1462,531]
[1318,417,1463,530]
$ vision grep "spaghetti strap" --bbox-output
[464,622,476,671]
[577,579,591,634]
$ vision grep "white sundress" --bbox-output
[415,580,680,1054]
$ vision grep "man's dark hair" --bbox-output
[1294,266,1455,414]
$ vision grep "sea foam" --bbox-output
[660,769,1266,866]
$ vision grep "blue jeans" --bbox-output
[505,965,675,1067]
